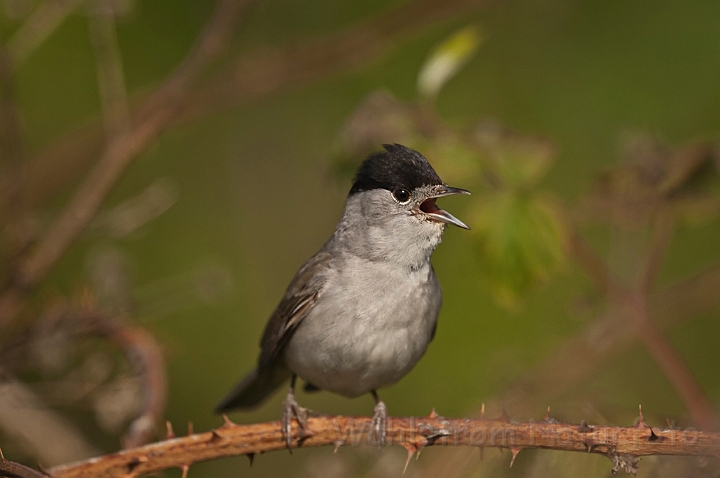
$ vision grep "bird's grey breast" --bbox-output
[283,251,442,397]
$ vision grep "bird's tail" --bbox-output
[214,364,291,413]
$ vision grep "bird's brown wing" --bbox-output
[257,250,333,371]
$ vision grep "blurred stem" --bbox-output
[636,208,675,295]
[5,0,84,70]
[565,228,618,297]
[88,2,131,142]
[0,49,28,261]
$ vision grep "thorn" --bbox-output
[0,447,4,461]
[648,428,661,442]
[166,421,175,439]
[543,406,558,424]
[126,456,149,475]
[635,404,648,428]
[126,457,142,473]
[333,440,343,453]
[509,447,523,467]
[222,414,236,428]
[578,420,594,433]
[209,430,222,443]
[180,464,189,478]
[246,453,255,466]
[480,403,485,419]
[427,408,439,419]
[187,421,194,435]
[400,443,416,474]
[497,409,511,423]
[587,443,601,453]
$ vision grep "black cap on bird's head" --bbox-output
[350,144,443,195]
[350,144,471,229]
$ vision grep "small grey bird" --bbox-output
[215,144,469,447]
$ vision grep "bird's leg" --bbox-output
[370,390,387,447]
[282,375,308,450]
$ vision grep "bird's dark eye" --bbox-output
[392,188,411,204]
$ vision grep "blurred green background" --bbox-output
[1,0,719,476]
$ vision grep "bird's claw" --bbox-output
[371,399,387,447]
[282,389,308,451]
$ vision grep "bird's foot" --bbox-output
[371,399,387,447]
[282,389,309,450]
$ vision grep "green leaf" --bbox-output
[417,25,483,99]
[468,191,566,309]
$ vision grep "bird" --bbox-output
[215,143,470,448]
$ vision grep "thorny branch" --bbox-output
[0,410,706,478]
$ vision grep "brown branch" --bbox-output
[0,0,258,331]
[37,413,720,478]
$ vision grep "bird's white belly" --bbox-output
[285,318,434,397]
[283,259,441,397]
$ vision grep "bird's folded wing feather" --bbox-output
[257,250,333,370]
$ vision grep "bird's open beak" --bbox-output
[420,186,471,230]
